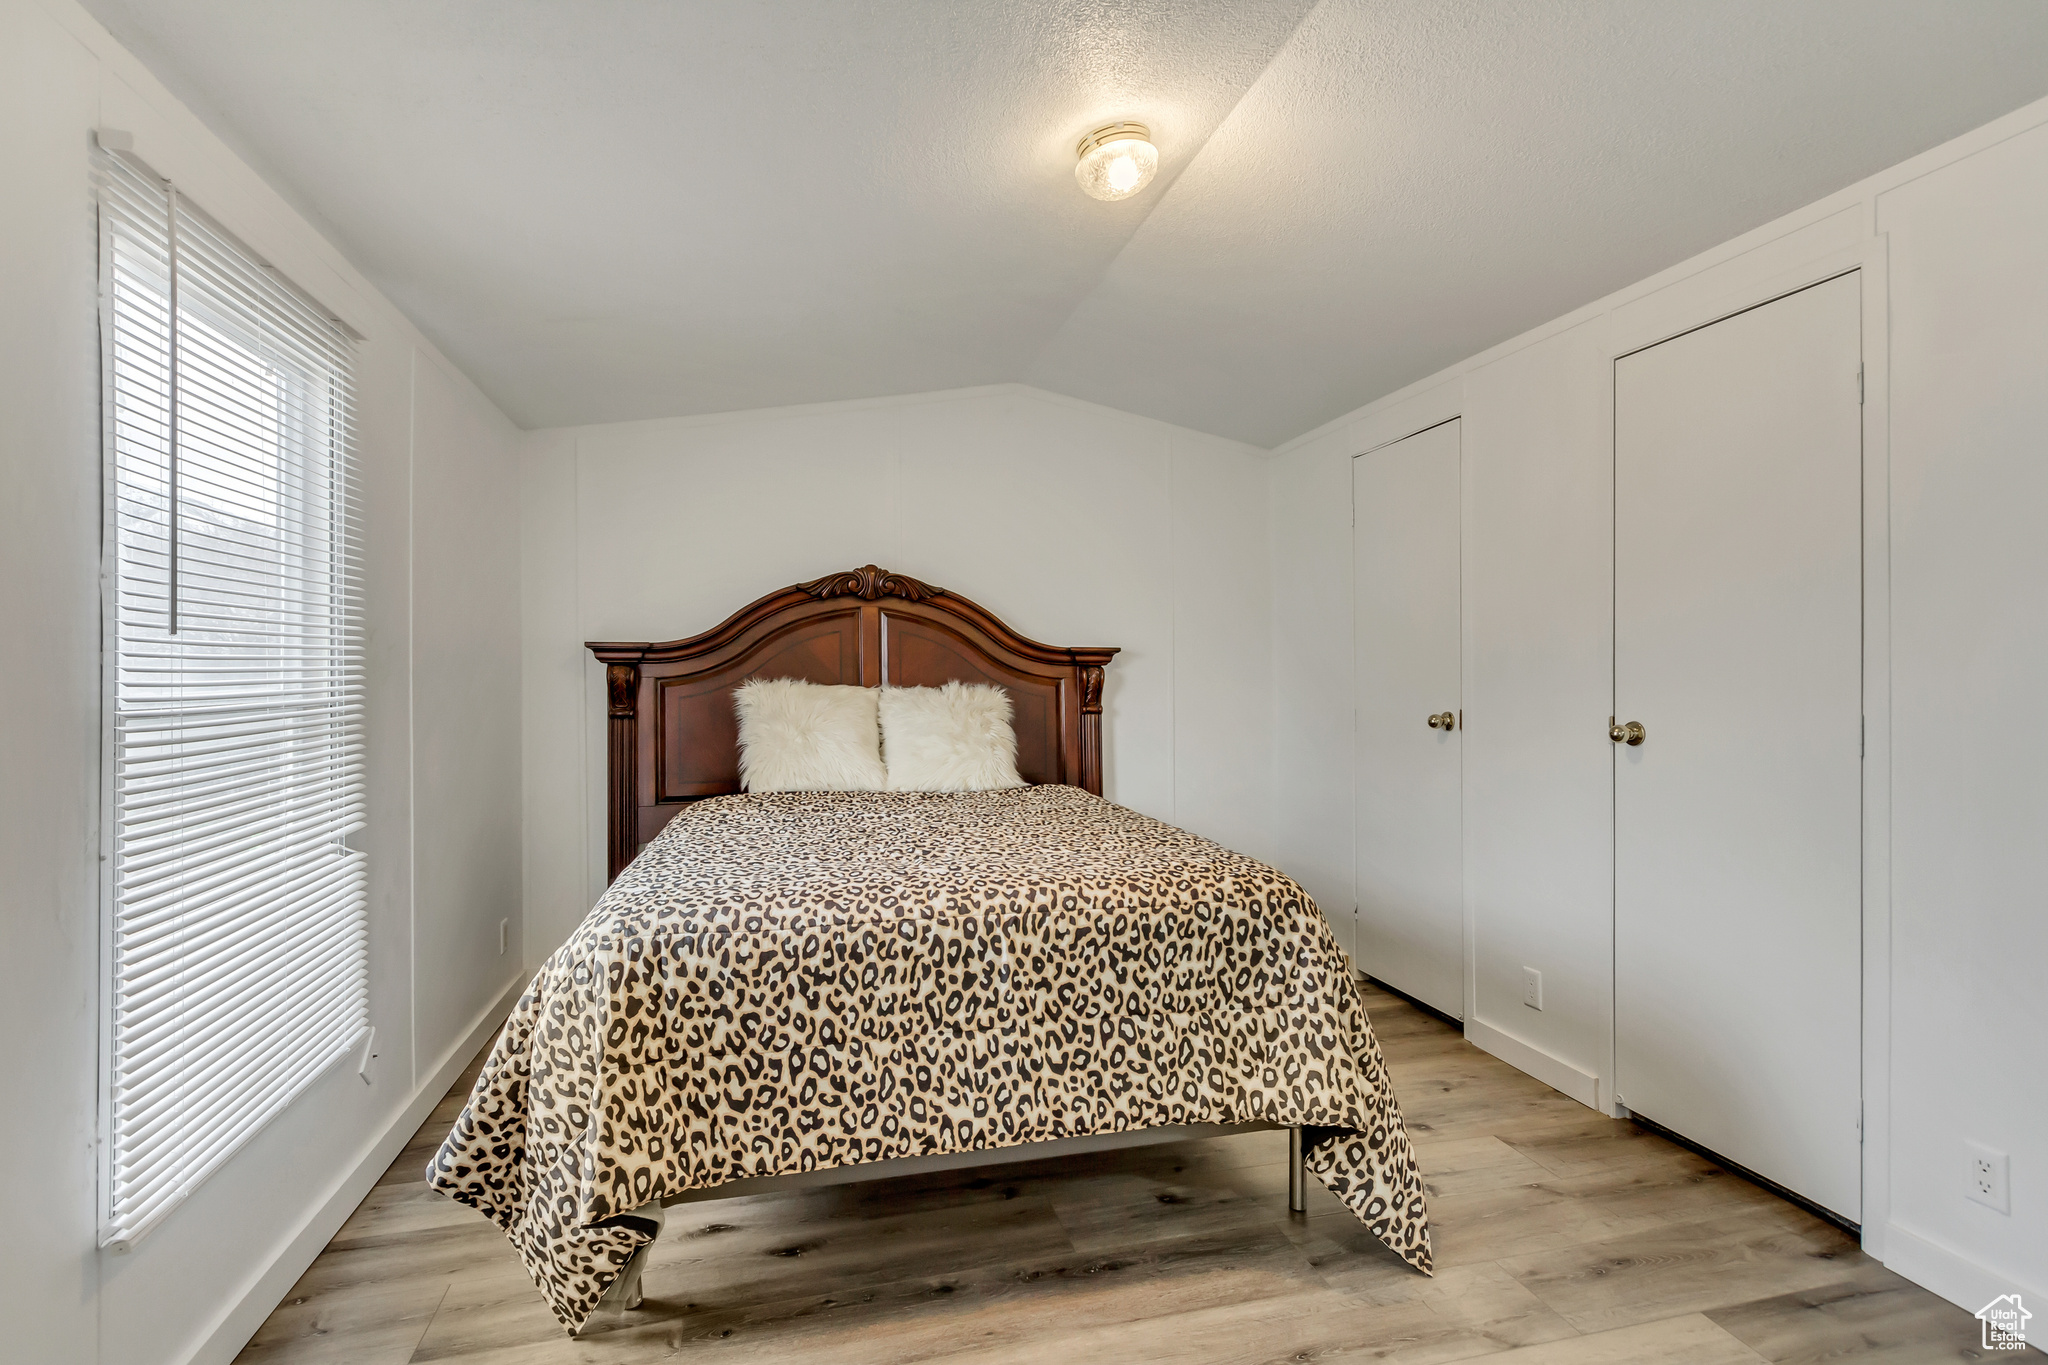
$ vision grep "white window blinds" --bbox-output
[98,144,367,1252]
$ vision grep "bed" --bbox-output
[428,565,1433,1333]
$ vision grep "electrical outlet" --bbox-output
[498,918,509,956]
[1966,1141,2010,1213]
[1521,967,1542,1011]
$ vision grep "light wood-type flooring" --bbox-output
[237,980,2027,1364]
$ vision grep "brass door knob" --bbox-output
[1608,718,1646,746]
[1428,711,1456,731]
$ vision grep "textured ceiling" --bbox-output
[1030,0,2048,443]
[82,0,2048,445]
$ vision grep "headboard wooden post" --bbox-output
[588,566,1118,882]
[1079,663,1106,796]
[604,661,641,881]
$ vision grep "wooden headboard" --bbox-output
[586,565,1120,881]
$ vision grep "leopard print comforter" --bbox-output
[428,785,1432,1332]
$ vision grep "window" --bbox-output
[98,144,366,1250]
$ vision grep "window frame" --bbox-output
[95,140,369,1252]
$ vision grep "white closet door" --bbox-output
[1613,273,1863,1221]
[1353,420,1464,1018]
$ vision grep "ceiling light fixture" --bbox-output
[1074,122,1158,202]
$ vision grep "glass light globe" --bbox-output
[1075,123,1158,202]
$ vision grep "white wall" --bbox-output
[409,353,525,1073]
[521,383,1273,957]
[1270,95,2048,1317]
[1458,323,1613,1101]
[0,2,525,1362]
[1878,121,2048,1318]
[1268,426,1355,959]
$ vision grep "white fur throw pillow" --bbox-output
[879,681,1026,792]
[733,679,887,792]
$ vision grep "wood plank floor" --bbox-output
[236,980,2026,1364]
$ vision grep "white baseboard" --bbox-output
[1463,1015,1603,1112]
[183,972,527,1365]
[1882,1219,2043,1343]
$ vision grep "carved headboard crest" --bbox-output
[800,564,943,603]
[588,566,1119,880]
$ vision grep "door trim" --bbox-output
[1353,413,1460,461]
[1597,236,1893,1256]
[1350,418,1468,1021]
[1356,413,1469,1023]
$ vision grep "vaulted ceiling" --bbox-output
[83,0,2048,445]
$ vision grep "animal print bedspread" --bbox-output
[428,785,1432,1331]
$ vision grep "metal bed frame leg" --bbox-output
[1288,1126,1307,1214]
[609,1239,651,1312]
[575,1200,664,1334]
